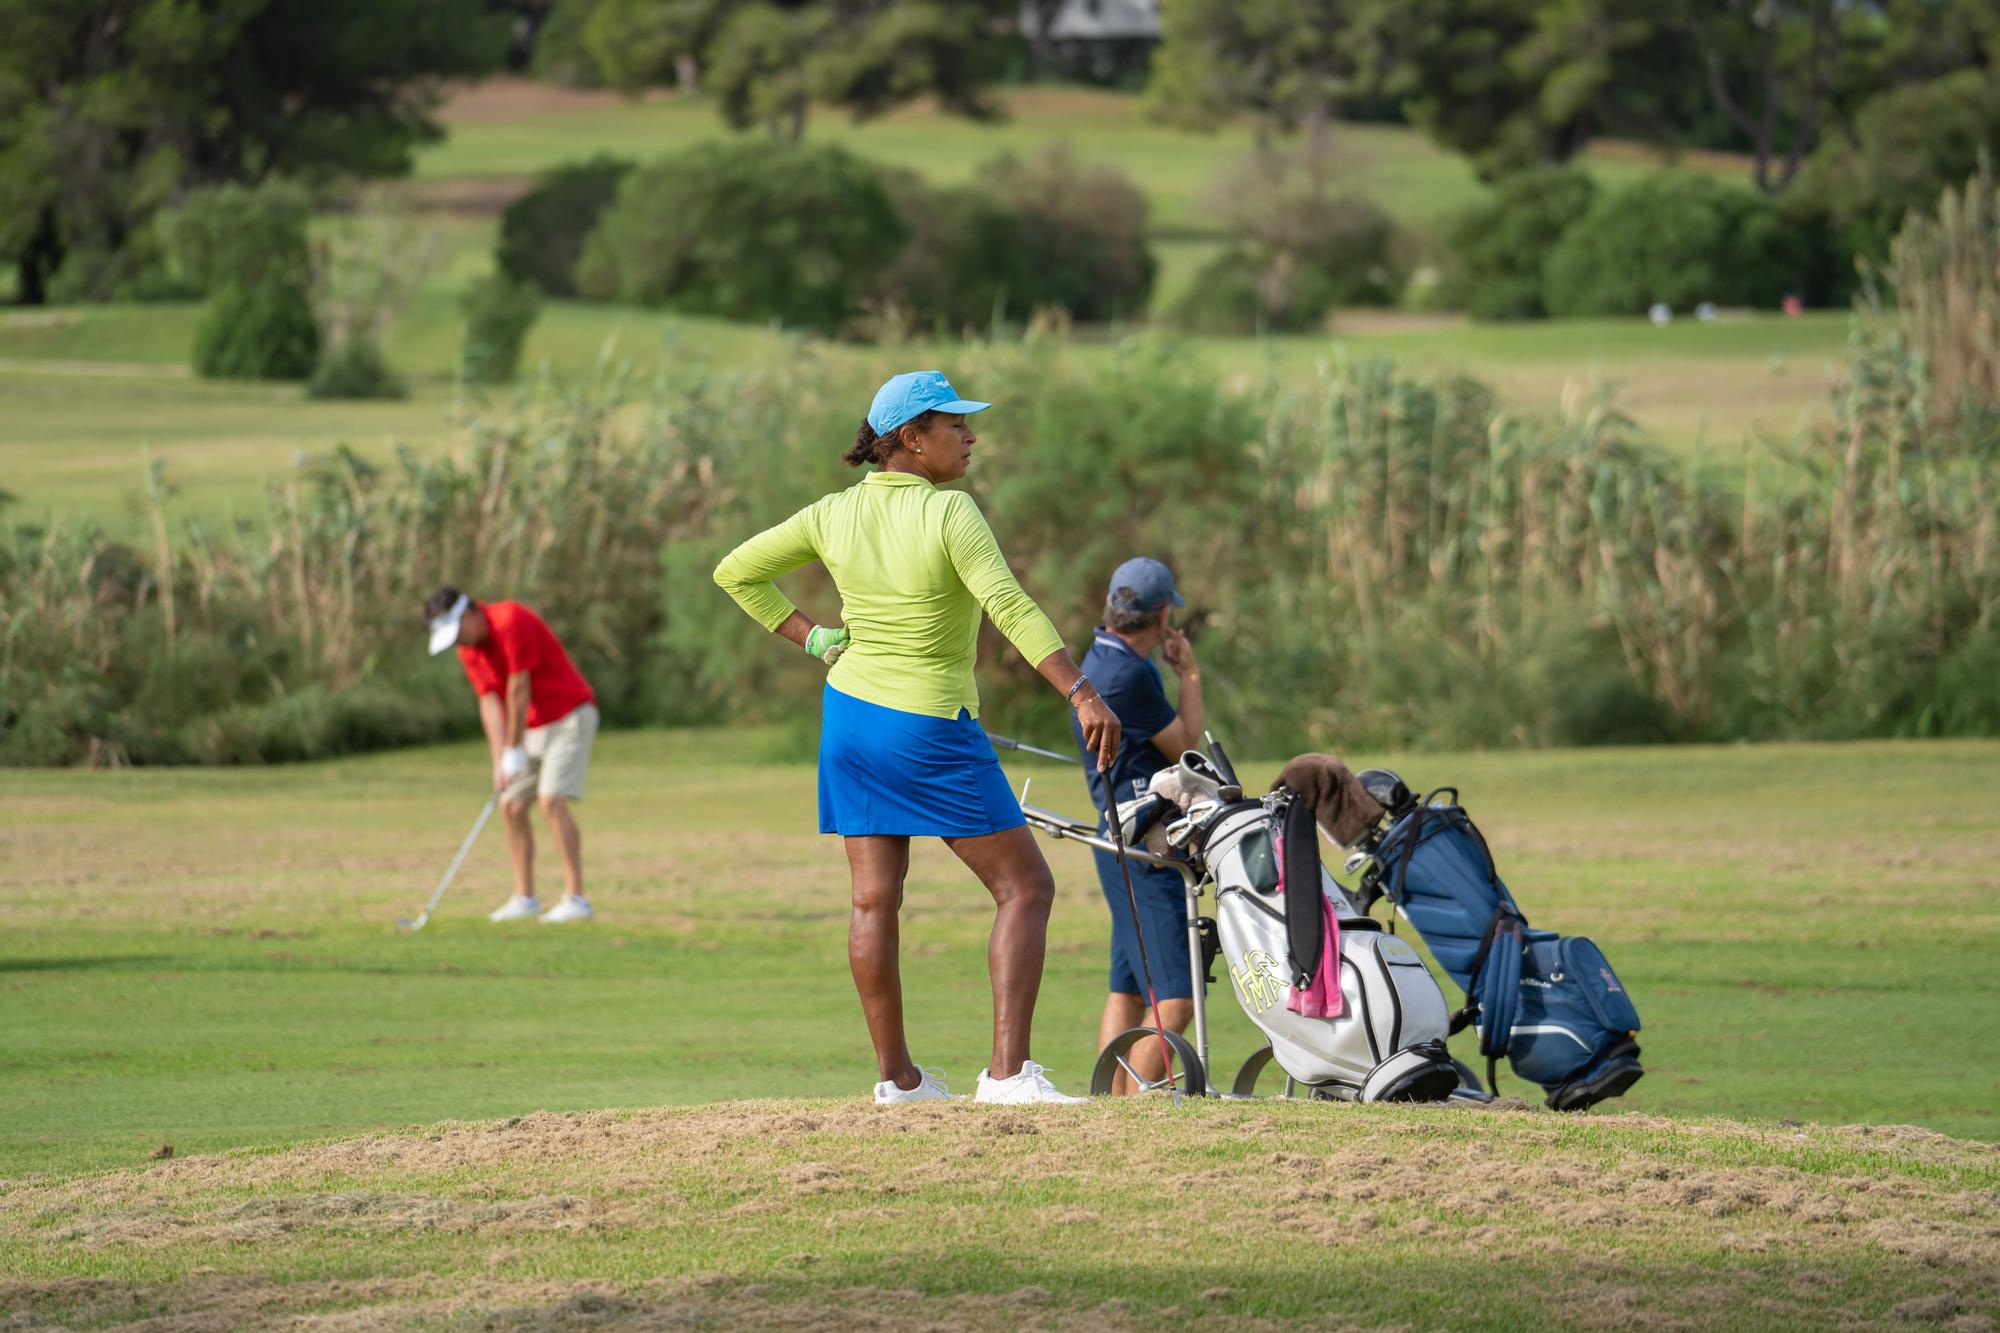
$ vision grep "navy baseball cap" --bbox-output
[868,370,990,437]
[1107,557,1183,613]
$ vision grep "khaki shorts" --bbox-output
[504,703,598,804]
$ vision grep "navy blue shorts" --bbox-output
[1092,846,1194,1000]
[817,684,1026,838]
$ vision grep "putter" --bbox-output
[398,792,500,932]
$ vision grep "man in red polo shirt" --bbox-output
[426,586,599,924]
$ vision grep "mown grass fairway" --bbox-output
[5,734,1996,1169]
[2,734,1997,1326]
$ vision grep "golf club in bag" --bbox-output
[1350,773,1645,1111]
[398,792,499,932]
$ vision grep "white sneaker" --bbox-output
[538,896,592,924]
[873,1066,953,1104]
[488,895,540,922]
[974,1060,1087,1105]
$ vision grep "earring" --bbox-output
[914,447,924,454]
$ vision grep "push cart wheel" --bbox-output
[1231,1045,1303,1099]
[1090,1026,1207,1098]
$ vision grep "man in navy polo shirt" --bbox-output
[1069,556,1206,1093]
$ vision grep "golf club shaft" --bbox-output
[1104,787,1182,1106]
[410,792,499,928]
[985,732,1080,765]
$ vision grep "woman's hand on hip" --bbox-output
[1074,691,1122,773]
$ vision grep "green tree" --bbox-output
[0,0,506,304]
[1376,0,1712,176]
[559,0,1007,142]
[583,0,725,91]
[1147,0,1714,177]
[1146,0,1380,148]
[1682,0,1845,193]
[1798,69,2000,268]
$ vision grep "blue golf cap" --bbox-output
[1107,556,1183,613]
[867,370,991,437]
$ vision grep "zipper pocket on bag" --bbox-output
[1559,937,1641,1033]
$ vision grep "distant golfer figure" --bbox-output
[714,370,1121,1105]
[426,588,599,924]
[1071,558,1203,1093]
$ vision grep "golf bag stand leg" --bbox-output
[1181,867,1211,1093]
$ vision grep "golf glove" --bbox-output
[806,625,850,666]
[499,746,529,779]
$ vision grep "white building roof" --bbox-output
[1020,0,1162,41]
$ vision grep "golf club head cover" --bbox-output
[1271,754,1386,847]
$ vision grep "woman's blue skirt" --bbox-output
[818,683,1025,838]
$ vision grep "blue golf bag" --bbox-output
[1368,789,1644,1111]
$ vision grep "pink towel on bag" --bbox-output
[1289,905,1343,1018]
[1274,827,1344,1018]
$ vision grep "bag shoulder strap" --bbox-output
[1279,793,1324,989]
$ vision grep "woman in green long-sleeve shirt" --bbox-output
[714,371,1121,1107]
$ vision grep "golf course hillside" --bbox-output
[0,79,1859,527]
[7,1098,1998,1330]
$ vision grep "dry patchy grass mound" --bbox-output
[5,1098,1998,1330]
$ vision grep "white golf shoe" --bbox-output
[873,1066,954,1104]
[974,1060,1087,1105]
[538,895,593,924]
[488,895,540,922]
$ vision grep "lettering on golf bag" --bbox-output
[1229,949,1285,1016]
[1372,794,1645,1111]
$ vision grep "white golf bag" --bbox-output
[1203,800,1459,1102]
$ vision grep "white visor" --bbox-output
[427,594,470,656]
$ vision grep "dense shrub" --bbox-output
[307,199,438,400]
[192,280,320,381]
[871,178,1031,336]
[158,182,316,295]
[1173,196,1398,334]
[1171,247,1331,333]
[575,141,906,334]
[981,146,1157,322]
[496,156,632,297]
[1542,172,1817,316]
[164,183,320,381]
[460,272,543,383]
[1448,167,1596,321]
[1174,144,1400,333]
[42,232,197,304]
[1799,70,2000,272]
[308,337,404,400]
